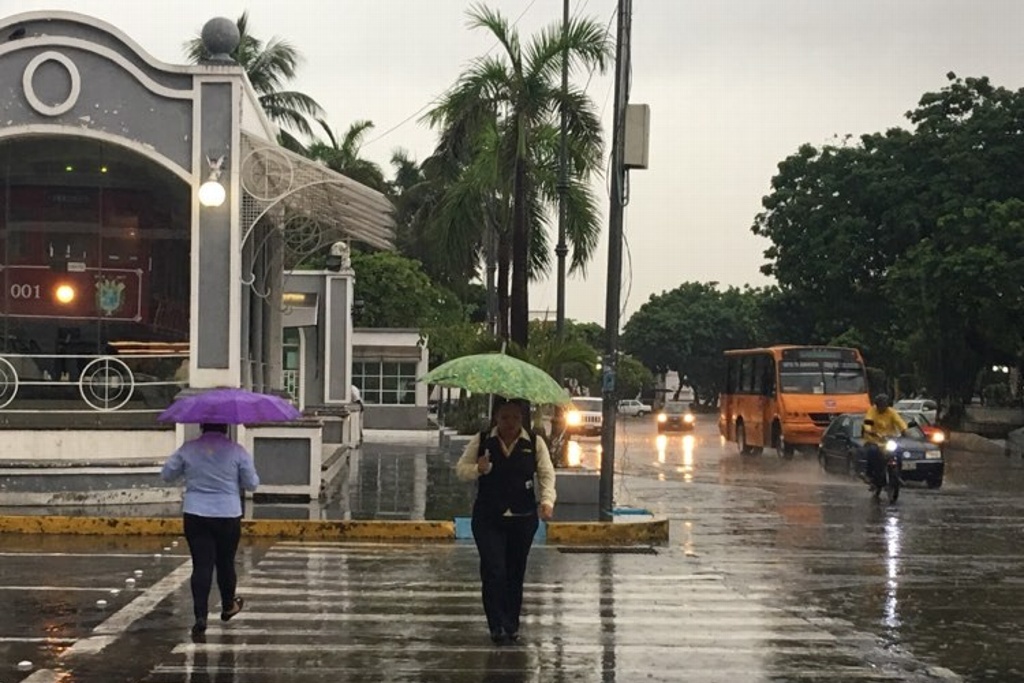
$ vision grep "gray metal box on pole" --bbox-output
[624,104,650,169]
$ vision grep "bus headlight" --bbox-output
[565,411,582,427]
[683,414,695,424]
[657,413,667,423]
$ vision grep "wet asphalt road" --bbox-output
[2,419,1022,682]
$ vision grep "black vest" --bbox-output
[474,432,539,518]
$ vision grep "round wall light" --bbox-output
[198,180,226,207]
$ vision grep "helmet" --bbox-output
[873,394,890,410]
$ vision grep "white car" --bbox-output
[617,399,652,417]
[894,399,938,423]
[565,397,604,436]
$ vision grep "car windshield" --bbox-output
[664,402,689,414]
[572,398,602,411]
[779,359,867,395]
[899,411,932,427]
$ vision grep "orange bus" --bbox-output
[718,346,870,458]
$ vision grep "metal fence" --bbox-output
[0,353,187,413]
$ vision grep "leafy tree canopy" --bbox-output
[350,251,463,330]
[752,74,1024,402]
[621,282,765,402]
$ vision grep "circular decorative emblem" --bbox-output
[0,357,19,410]
[78,356,135,411]
[241,147,295,201]
[23,51,81,117]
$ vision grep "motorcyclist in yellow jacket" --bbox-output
[863,394,908,497]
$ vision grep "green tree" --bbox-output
[305,119,388,193]
[752,74,1024,402]
[621,283,763,403]
[387,149,485,301]
[425,4,611,346]
[184,12,324,144]
[350,251,463,329]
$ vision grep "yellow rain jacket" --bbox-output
[863,407,908,445]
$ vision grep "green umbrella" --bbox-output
[419,353,571,406]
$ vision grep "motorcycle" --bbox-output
[879,439,901,503]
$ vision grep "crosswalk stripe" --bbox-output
[134,540,942,681]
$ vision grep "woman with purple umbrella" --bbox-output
[161,423,259,637]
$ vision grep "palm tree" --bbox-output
[184,11,324,144]
[305,119,388,193]
[425,4,611,347]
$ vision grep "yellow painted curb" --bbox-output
[0,515,455,541]
[547,517,669,545]
[0,515,668,545]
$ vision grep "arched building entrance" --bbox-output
[0,136,190,412]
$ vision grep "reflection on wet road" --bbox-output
[612,417,1024,682]
[3,418,1022,680]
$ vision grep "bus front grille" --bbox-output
[808,413,838,427]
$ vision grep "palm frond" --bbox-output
[466,3,522,74]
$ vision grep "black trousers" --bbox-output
[183,513,242,620]
[471,512,539,635]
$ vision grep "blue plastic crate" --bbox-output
[454,516,546,543]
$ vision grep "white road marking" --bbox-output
[61,561,192,658]
[20,670,62,683]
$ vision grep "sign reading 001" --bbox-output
[0,266,143,321]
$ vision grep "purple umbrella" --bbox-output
[157,387,301,424]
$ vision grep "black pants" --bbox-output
[471,512,539,635]
[183,513,242,620]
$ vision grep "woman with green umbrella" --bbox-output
[455,396,557,645]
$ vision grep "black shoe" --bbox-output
[506,631,520,643]
[191,618,207,636]
[221,596,244,622]
[490,630,508,645]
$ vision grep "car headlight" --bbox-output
[657,413,667,423]
[684,414,695,423]
[885,439,899,453]
[566,411,582,427]
[930,432,945,444]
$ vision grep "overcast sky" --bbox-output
[5,0,1024,326]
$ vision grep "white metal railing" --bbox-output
[0,352,188,412]
[283,369,299,401]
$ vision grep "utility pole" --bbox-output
[555,0,570,340]
[599,0,631,522]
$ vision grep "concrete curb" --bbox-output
[0,516,454,541]
[547,518,670,545]
[0,515,670,545]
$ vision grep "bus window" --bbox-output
[751,355,764,395]
[779,359,866,395]
[762,357,776,397]
[739,356,753,394]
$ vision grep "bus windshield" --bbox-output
[779,359,866,395]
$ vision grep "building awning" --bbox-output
[239,132,395,252]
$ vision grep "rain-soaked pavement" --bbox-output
[2,419,1023,681]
